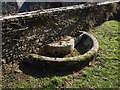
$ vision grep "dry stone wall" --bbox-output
[1,1,120,63]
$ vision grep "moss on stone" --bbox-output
[64,53,93,61]
[64,48,80,58]
[28,54,45,60]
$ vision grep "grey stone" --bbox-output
[45,36,75,56]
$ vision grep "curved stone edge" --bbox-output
[1,0,119,21]
[0,0,120,22]
[25,31,99,64]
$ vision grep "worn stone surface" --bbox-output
[1,1,120,63]
[45,36,74,56]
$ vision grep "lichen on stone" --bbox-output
[64,48,80,57]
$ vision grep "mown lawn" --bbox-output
[2,20,119,88]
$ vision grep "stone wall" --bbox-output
[1,1,120,63]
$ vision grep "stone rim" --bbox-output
[27,31,99,62]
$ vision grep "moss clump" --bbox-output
[64,53,93,61]
[27,54,45,60]
[64,48,80,58]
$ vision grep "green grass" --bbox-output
[2,20,119,88]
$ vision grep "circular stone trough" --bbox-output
[25,31,99,70]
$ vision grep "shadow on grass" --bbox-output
[19,59,90,78]
[19,33,94,78]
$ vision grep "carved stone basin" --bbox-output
[25,31,99,70]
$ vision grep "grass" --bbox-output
[2,20,119,88]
